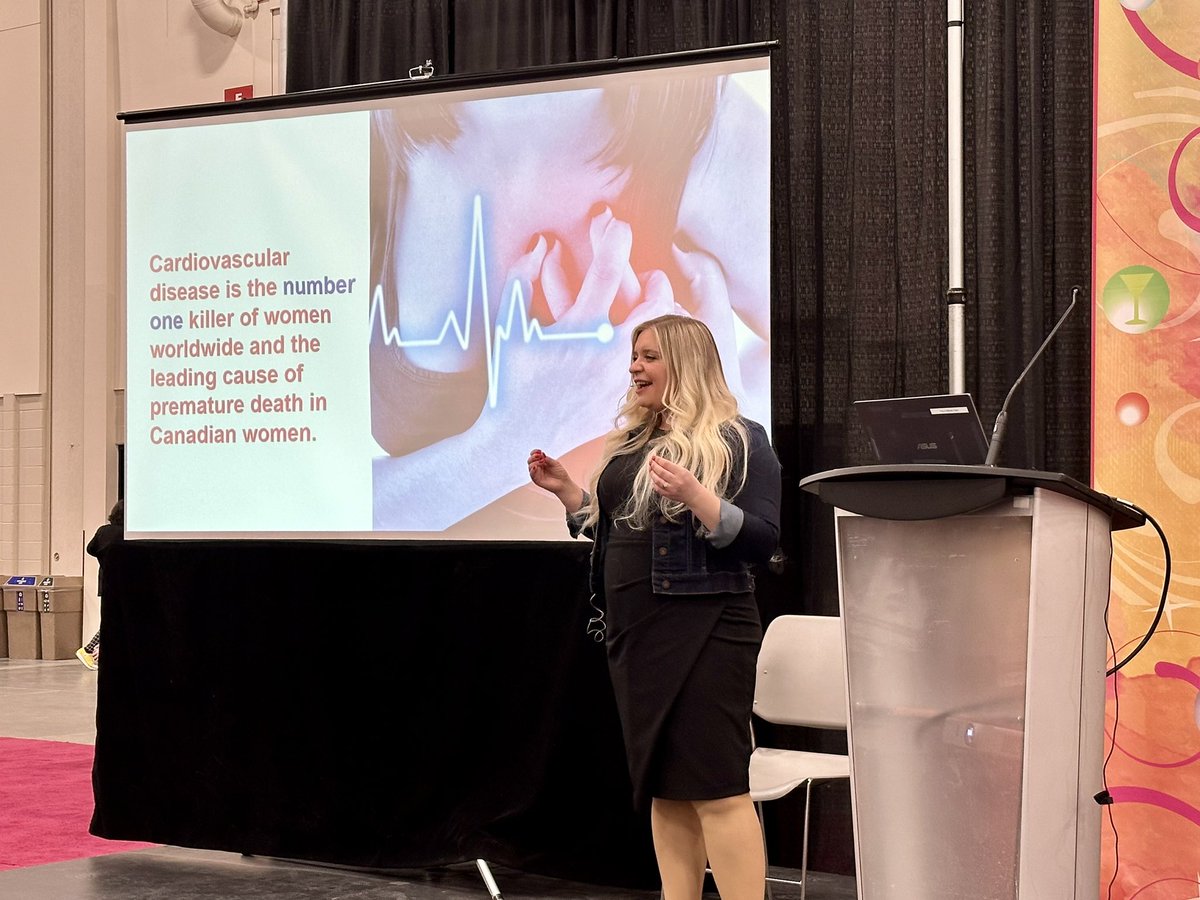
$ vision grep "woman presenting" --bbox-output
[527,314,781,900]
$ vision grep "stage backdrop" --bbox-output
[1094,2,1200,896]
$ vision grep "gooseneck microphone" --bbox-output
[984,285,1081,467]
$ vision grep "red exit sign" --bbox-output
[224,85,254,102]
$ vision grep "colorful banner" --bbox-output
[1095,1,1200,896]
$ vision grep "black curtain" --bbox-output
[286,0,1093,609]
[965,2,1093,478]
[275,0,1093,881]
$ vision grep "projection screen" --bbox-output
[122,48,771,540]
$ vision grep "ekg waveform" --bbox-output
[369,194,614,408]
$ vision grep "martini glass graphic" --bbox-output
[1121,270,1154,327]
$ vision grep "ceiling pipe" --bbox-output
[191,0,259,38]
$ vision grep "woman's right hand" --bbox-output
[527,449,583,512]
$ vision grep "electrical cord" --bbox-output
[1098,498,1169,895]
[585,593,606,642]
[1106,501,1171,677]
[1101,538,1119,900]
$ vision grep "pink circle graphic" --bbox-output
[1168,125,1200,234]
[1131,876,1200,898]
[1109,786,1200,828]
[1108,630,1200,767]
[1158,660,1200,693]
[1124,9,1200,79]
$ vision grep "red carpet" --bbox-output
[0,737,157,869]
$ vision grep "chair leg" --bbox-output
[475,858,503,899]
[755,800,774,900]
[800,778,814,900]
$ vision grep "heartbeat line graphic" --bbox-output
[369,194,614,408]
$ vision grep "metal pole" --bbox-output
[947,0,966,394]
[475,859,503,899]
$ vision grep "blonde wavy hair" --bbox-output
[582,314,749,530]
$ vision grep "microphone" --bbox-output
[984,285,1081,467]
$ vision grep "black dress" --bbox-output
[597,444,761,811]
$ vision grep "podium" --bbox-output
[799,465,1143,900]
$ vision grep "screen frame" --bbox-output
[120,42,777,541]
[118,41,778,125]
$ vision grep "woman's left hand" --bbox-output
[649,455,722,531]
[648,455,703,506]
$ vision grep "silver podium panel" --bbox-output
[833,487,1112,900]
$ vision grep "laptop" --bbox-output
[853,394,990,465]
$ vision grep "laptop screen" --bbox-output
[853,394,990,465]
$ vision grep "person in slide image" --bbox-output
[77,499,125,671]
[369,63,770,533]
[527,315,781,900]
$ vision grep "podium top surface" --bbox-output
[799,464,1145,531]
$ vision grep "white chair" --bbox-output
[750,614,851,900]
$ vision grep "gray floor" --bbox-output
[0,658,857,899]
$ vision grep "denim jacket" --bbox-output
[568,418,781,602]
